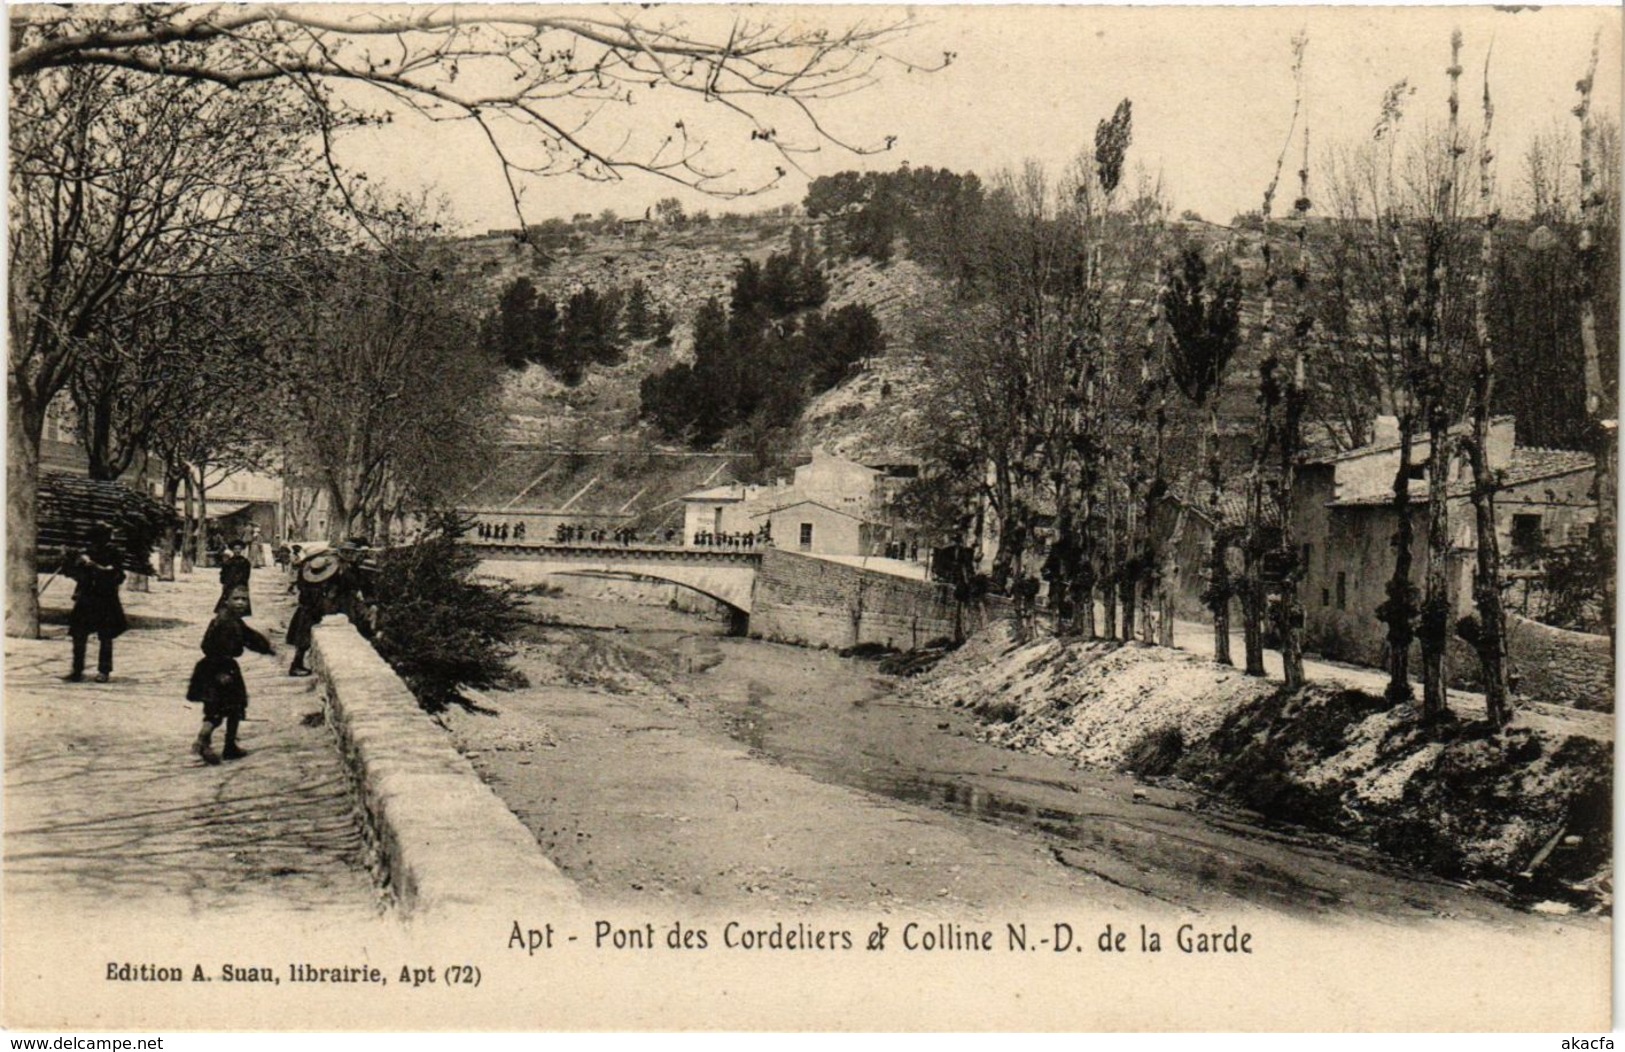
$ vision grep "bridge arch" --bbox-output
[473,545,760,633]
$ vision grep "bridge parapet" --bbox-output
[474,542,761,617]
[470,541,763,566]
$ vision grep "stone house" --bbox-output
[752,499,877,556]
[1292,416,1596,669]
[1156,488,1284,623]
[679,448,888,552]
[679,482,772,542]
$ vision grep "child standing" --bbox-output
[216,538,253,614]
[187,585,274,765]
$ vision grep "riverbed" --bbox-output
[432,589,1591,929]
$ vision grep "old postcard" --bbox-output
[4,2,1619,1035]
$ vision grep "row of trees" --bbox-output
[480,277,675,382]
[804,165,987,272]
[905,34,1617,729]
[8,5,929,637]
[639,243,883,447]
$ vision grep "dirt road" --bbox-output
[439,594,1584,927]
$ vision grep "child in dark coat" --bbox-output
[215,538,253,615]
[187,585,274,765]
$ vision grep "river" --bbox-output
[438,587,1579,927]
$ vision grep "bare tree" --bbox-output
[10,7,945,215]
[1163,245,1244,665]
[1319,90,1428,705]
[1575,35,1616,647]
[1276,34,1314,693]
[1238,31,1310,682]
[264,197,503,542]
[6,6,938,637]
[7,66,313,635]
[1415,33,1472,721]
[1459,56,1514,727]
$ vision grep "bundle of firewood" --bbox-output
[36,473,178,575]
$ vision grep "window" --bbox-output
[1511,514,1543,556]
[1336,572,1347,611]
[799,523,814,551]
[1322,588,1330,607]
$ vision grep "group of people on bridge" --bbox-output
[475,520,527,542]
[553,523,647,546]
[692,526,770,550]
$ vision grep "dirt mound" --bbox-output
[902,624,1613,900]
[908,625,1277,768]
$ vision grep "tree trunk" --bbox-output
[181,472,195,574]
[1205,405,1233,665]
[1467,66,1511,728]
[6,394,44,638]
[1240,553,1267,676]
[1576,38,1615,649]
[1073,569,1097,639]
[1420,411,1452,720]
[193,458,210,569]
[1138,575,1156,645]
[1378,432,1418,707]
[1118,573,1136,642]
[158,470,181,581]
[1211,546,1233,665]
[1101,506,1119,641]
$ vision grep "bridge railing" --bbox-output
[464,537,768,554]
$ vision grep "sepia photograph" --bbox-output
[3,1,1620,1035]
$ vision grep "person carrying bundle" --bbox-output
[62,521,127,683]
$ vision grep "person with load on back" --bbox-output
[63,521,127,683]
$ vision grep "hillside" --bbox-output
[457,215,943,465]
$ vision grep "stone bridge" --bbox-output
[472,543,1001,650]
[472,541,762,620]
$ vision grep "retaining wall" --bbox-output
[1447,613,1614,712]
[310,615,580,915]
[751,548,998,649]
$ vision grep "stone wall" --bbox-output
[752,548,993,650]
[1446,613,1614,712]
[310,615,580,914]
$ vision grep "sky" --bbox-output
[330,3,1623,234]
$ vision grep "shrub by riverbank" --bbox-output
[902,622,1612,904]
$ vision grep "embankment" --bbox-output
[903,623,1612,899]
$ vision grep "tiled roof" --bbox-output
[1165,484,1283,529]
[1502,447,1594,487]
[749,499,869,522]
[1327,447,1594,507]
[1307,416,1515,465]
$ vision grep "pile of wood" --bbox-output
[36,473,178,575]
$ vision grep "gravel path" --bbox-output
[5,572,382,920]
